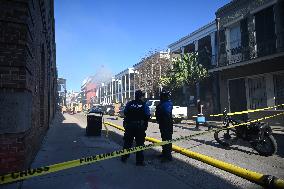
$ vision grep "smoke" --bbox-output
[83,65,113,86]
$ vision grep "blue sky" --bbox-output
[55,0,230,91]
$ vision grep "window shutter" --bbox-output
[240,18,249,59]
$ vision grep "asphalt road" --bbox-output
[4,113,190,189]
[5,113,282,189]
[73,113,284,189]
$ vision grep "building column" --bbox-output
[124,74,127,102]
[133,71,136,93]
[120,76,123,103]
[266,74,275,107]
[100,87,102,104]
[210,32,216,65]
[181,46,185,55]
[275,2,284,52]
[194,40,198,52]
[106,85,108,104]
[128,73,131,100]
[103,85,107,104]
[112,80,115,103]
[195,40,200,99]
[99,87,102,104]
[116,79,118,102]
[114,79,116,102]
[110,82,112,103]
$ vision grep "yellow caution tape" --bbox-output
[191,104,284,118]
[102,118,109,138]
[0,142,165,185]
[1,112,283,188]
[209,104,284,117]
[105,112,284,189]
[226,112,284,129]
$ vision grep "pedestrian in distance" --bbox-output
[71,106,75,114]
[121,90,150,166]
[155,90,173,163]
[62,105,66,114]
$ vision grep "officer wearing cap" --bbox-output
[121,90,150,166]
[155,90,173,162]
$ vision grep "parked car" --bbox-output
[89,106,104,114]
[146,100,160,117]
[146,100,187,123]
[118,105,125,118]
[108,106,115,116]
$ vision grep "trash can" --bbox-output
[86,112,103,136]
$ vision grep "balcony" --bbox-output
[228,46,243,64]
[216,32,284,68]
[256,38,277,57]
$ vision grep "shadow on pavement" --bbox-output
[173,123,215,131]
[189,138,259,155]
[105,130,251,189]
[189,130,284,158]
[272,133,284,158]
[23,114,257,189]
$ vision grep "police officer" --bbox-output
[121,90,150,166]
[155,90,173,162]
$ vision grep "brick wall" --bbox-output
[0,0,57,174]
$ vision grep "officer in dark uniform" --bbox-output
[155,90,173,162]
[121,90,150,166]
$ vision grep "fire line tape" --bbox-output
[0,142,166,185]
[1,112,283,187]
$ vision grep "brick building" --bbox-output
[0,0,57,174]
[86,82,96,105]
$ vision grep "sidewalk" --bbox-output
[3,113,190,189]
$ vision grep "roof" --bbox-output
[168,21,216,48]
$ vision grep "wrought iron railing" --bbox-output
[256,38,277,57]
[216,32,284,68]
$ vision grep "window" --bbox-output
[229,25,241,51]
[228,24,242,64]
[248,77,267,109]
[274,74,284,109]
[255,6,276,56]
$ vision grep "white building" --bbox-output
[96,50,171,104]
[96,68,135,105]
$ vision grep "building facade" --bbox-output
[57,78,66,106]
[96,51,171,105]
[97,68,135,105]
[133,51,171,99]
[86,82,96,105]
[168,21,220,116]
[212,0,284,121]
[0,0,57,174]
